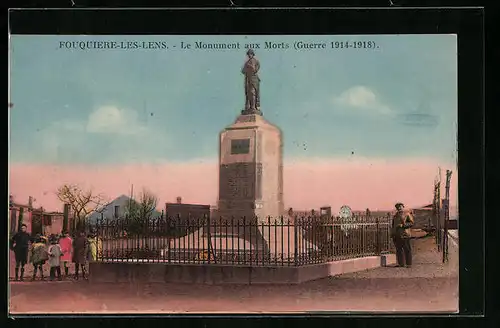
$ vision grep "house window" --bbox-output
[114,206,120,218]
[43,215,52,226]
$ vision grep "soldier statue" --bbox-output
[241,49,261,114]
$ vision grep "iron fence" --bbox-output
[90,214,392,267]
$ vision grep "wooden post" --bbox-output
[433,174,442,252]
[438,169,442,251]
[18,207,24,233]
[40,207,45,236]
[443,170,453,263]
[63,204,70,233]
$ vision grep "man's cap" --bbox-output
[246,49,255,56]
[395,202,405,209]
[21,224,27,228]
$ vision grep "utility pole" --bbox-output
[443,170,453,263]
[433,169,442,251]
[128,184,134,218]
[436,167,442,251]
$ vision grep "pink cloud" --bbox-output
[9,158,457,213]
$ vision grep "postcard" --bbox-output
[8,34,458,314]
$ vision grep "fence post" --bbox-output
[294,218,298,266]
[376,217,381,255]
[207,214,212,264]
[96,213,102,261]
[167,215,171,263]
[330,217,335,259]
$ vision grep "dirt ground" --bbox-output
[9,254,80,281]
[8,236,458,314]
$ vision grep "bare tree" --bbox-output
[126,188,158,221]
[124,189,159,235]
[56,184,109,229]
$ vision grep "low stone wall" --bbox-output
[89,254,396,285]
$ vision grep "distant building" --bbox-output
[88,194,163,223]
[165,201,210,221]
[9,200,64,236]
[352,210,391,218]
[411,202,457,230]
[407,205,432,229]
[35,210,64,236]
[292,209,320,218]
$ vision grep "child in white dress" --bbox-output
[48,235,63,281]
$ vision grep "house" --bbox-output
[410,204,433,229]
[34,210,64,236]
[9,197,64,236]
[412,201,457,230]
[352,210,392,218]
[87,194,163,223]
[165,201,210,221]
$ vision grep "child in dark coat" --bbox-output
[72,230,89,280]
[10,224,31,281]
[29,235,49,281]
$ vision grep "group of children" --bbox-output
[29,231,74,281]
[10,225,101,282]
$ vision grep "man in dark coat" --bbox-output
[10,224,31,281]
[72,230,89,280]
[391,202,415,267]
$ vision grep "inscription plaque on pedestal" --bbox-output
[231,139,250,155]
[219,163,257,200]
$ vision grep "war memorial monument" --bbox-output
[172,49,313,261]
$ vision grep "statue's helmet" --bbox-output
[246,49,255,56]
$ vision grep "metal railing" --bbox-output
[90,214,392,267]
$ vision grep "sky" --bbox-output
[9,34,458,212]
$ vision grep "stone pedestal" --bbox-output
[217,113,284,222]
[213,113,284,252]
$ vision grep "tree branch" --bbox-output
[55,183,109,222]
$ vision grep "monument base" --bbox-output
[89,254,397,285]
[166,215,318,261]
